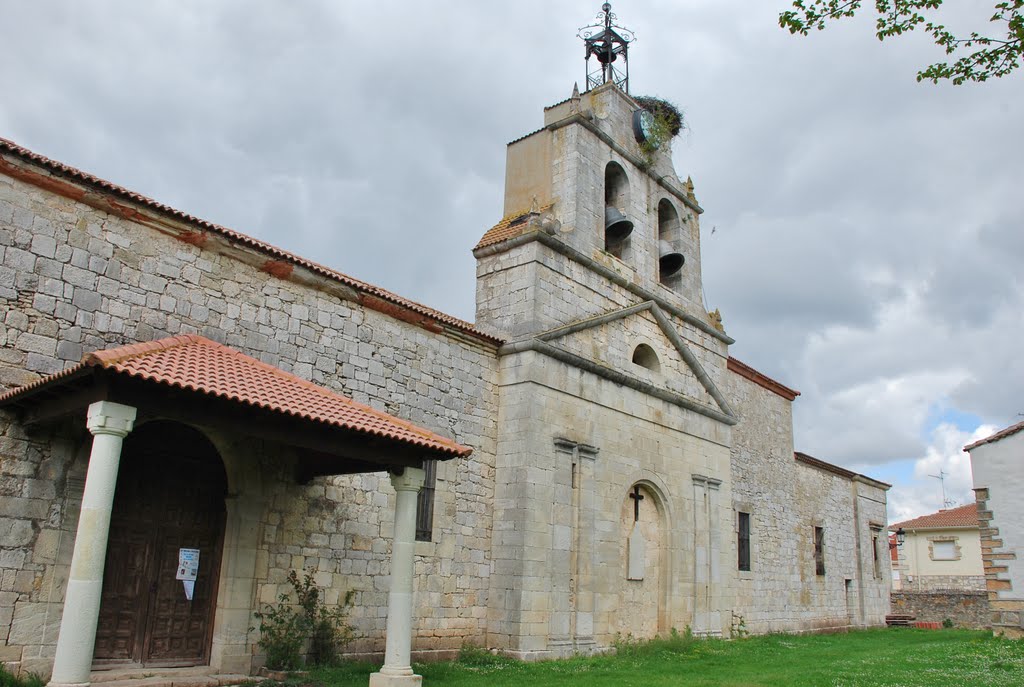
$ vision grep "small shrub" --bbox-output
[0,665,44,687]
[252,569,355,670]
[943,618,955,629]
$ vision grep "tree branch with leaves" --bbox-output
[779,1,1024,84]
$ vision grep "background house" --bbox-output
[890,503,984,592]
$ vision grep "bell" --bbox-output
[604,206,634,244]
[659,240,684,278]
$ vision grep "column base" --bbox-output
[368,672,422,687]
[48,682,91,687]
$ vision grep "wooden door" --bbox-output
[94,422,227,666]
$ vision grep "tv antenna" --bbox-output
[928,469,956,509]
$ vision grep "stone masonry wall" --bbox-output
[890,591,990,629]
[0,161,500,673]
[488,348,733,657]
[726,371,890,633]
[900,574,987,593]
[477,86,712,343]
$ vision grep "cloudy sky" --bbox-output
[2,1,1020,522]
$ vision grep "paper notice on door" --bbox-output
[183,580,195,600]
[176,548,200,581]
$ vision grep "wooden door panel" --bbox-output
[95,508,151,659]
[95,422,226,667]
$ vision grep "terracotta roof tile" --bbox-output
[0,335,471,458]
[964,419,1024,451]
[474,205,554,251]
[0,136,500,345]
[890,503,978,530]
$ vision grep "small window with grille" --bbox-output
[738,512,751,572]
[814,526,826,576]
[415,459,437,542]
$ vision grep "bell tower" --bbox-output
[473,4,712,343]
[477,5,736,657]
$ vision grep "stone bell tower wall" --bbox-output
[487,83,706,339]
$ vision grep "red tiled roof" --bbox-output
[964,420,1024,451]
[890,503,978,531]
[0,137,501,345]
[474,205,554,251]
[0,335,471,458]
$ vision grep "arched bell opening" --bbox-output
[657,199,684,289]
[604,162,633,261]
[94,420,227,667]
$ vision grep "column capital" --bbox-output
[390,466,425,493]
[86,401,137,437]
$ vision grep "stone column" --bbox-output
[370,467,425,687]
[49,401,137,687]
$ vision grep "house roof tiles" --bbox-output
[890,503,978,531]
[0,334,471,458]
[964,420,1024,452]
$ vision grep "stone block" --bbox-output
[32,529,60,565]
[8,601,62,646]
[0,517,34,547]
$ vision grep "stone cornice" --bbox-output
[474,228,735,346]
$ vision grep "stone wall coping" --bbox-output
[794,452,891,490]
[726,357,800,401]
[0,137,502,348]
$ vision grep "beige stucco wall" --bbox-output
[898,527,985,591]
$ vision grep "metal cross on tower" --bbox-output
[629,484,645,521]
[578,3,635,93]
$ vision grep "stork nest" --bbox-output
[633,96,685,137]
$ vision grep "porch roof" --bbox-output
[0,335,471,472]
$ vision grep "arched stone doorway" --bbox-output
[94,421,227,666]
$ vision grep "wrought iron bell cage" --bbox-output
[578,2,635,93]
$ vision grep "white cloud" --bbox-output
[881,423,997,524]
[1,1,1021,522]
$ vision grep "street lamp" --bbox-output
[890,527,906,548]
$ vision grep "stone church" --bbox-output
[0,8,891,686]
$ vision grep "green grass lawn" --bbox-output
[305,629,1023,687]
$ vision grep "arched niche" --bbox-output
[617,481,670,639]
[632,343,661,373]
[657,198,684,289]
[604,162,633,261]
